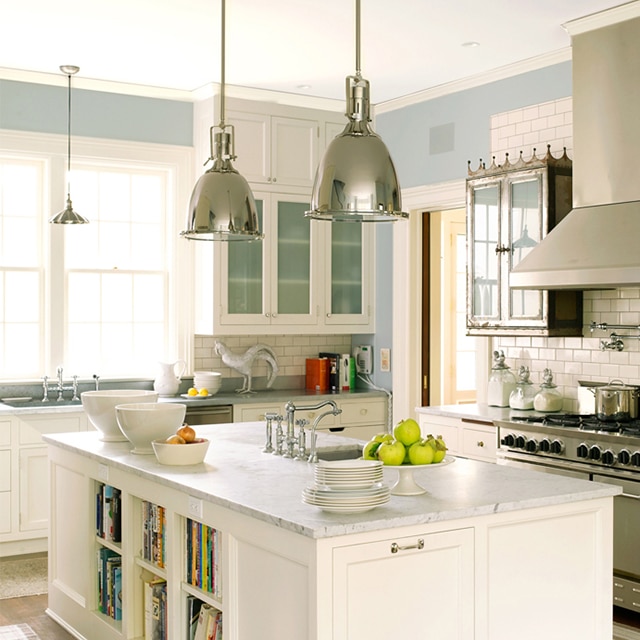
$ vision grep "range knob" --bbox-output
[577,443,589,459]
[525,438,539,453]
[550,439,564,455]
[618,449,631,466]
[589,445,602,461]
[501,433,516,447]
[601,450,617,466]
[539,438,551,453]
[631,452,640,467]
[514,435,526,449]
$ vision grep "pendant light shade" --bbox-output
[306,0,407,222]
[181,0,262,241]
[50,65,89,225]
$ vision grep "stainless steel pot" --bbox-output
[593,379,639,422]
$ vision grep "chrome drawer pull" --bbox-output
[391,538,424,554]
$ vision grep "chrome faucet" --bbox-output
[280,400,342,460]
[42,365,80,402]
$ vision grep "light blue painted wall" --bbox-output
[359,61,573,391]
[0,79,193,146]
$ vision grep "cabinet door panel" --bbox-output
[272,116,318,187]
[19,447,48,532]
[333,528,474,640]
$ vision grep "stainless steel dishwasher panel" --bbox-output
[185,405,233,426]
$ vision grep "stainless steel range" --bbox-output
[496,414,640,615]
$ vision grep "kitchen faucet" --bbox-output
[42,365,81,402]
[281,400,342,460]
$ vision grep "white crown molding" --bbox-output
[374,48,572,116]
[402,180,465,213]
[563,0,640,35]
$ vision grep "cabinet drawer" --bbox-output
[0,450,10,491]
[234,404,283,423]
[421,422,460,455]
[339,400,385,425]
[19,414,84,444]
[461,427,496,461]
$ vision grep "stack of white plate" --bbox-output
[303,459,390,513]
[193,371,222,394]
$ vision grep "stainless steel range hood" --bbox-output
[510,5,640,290]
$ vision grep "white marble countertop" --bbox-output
[44,422,619,540]
[415,403,551,423]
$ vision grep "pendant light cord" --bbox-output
[66,71,72,196]
[219,0,226,127]
[355,0,361,79]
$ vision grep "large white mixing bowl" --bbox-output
[81,389,159,441]
[115,402,186,454]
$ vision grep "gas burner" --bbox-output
[510,413,640,434]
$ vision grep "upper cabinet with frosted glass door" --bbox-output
[466,148,583,336]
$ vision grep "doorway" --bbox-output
[422,208,478,406]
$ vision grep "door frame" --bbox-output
[392,179,490,423]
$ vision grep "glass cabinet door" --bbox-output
[468,183,500,321]
[227,201,264,315]
[508,176,543,321]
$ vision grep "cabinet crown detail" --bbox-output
[467,144,571,178]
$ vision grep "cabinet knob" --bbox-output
[360,408,367,416]
[477,441,485,447]
[265,312,270,318]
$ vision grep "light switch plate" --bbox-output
[380,348,390,372]
[188,495,204,519]
[98,464,109,482]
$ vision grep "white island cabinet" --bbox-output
[44,423,617,640]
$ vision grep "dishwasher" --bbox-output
[185,405,233,426]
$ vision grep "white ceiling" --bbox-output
[0,0,631,103]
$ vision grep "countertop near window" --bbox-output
[44,422,619,539]
[0,388,386,415]
[416,403,551,423]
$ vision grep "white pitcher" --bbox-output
[153,360,186,397]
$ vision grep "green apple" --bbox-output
[393,418,421,447]
[377,440,406,466]
[426,434,447,463]
[363,439,382,460]
[372,432,393,444]
[408,440,435,465]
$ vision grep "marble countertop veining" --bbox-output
[43,422,619,540]
[415,403,552,423]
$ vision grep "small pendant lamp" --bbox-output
[306,0,407,222]
[181,0,262,241]
[50,65,89,225]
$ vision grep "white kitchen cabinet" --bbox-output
[418,413,497,462]
[333,528,474,640]
[233,396,386,439]
[466,152,582,336]
[0,409,89,557]
[227,110,318,188]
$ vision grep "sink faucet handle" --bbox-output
[71,375,80,401]
[93,374,100,390]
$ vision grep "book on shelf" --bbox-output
[193,604,222,640]
[142,501,166,568]
[319,351,341,391]
[96,483,122,543]
[144,577,166,640]
[97,547,121,619]
[186,595,204,640]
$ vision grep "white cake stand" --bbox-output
[384,457,455,495]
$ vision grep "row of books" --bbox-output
[144,578,167,640]
[186,518,221,599]
[142,501,167,568]
[97,547,122,621]
[96,483,122,543]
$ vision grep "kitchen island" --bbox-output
[44,423,618,640]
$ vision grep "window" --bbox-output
[0,131,192,380]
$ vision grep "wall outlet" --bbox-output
[380,348,391,372]
[188,496,204,519]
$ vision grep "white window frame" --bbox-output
[0,129,194,380]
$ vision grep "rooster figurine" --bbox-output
[214,341,279,394]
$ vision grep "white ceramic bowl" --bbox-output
[81,390,159,441]
[115,403,186,454]
[152,437,210,465]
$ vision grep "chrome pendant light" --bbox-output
[306,0,407,222]
[50,65,89,225]
[181,0,262,241]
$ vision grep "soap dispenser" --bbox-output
[509,365,536,410]
[533,368,563,412]
[487,350,517,407]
